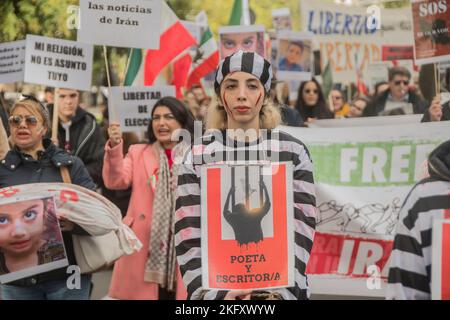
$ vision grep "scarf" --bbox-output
[144,142,177,290]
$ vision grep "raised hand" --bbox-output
[108,122,123,147]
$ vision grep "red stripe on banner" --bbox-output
[187,51,220,89]
[172,53,192,98]
[306,232,393,278]
[442,222,450,300]
[144,22,197,85]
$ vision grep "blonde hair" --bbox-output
[205,96,282,130]
[10,100,49,129]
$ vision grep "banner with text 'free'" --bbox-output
[281,121,450,297]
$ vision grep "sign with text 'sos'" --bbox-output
[109,86,175,133]
[78,0,162,49]
[0,40,26,84]
[24,35,93,91]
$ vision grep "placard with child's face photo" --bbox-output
[276,31,313,82]
[0,195,68,284]
[272,8,292,31]
[218,25,265,59]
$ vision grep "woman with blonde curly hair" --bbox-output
[175,50,317,301]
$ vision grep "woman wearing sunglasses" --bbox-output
[294,78,334,126]
[0,96,96,300]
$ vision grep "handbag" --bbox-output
[60,166,124,274]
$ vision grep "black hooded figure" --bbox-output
[223,180,271,246]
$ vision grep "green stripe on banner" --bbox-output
[200,28,213,46]
[124,49,143,86]
[228,0,243,25]
[309,140,441,187]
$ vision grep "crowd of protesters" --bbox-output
[0,50,449,301]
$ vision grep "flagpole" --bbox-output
[121,48,133,87]
[242,0,251,26]
[51,88,60,145]
[103,45,117,122]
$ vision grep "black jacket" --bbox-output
[421,100,450,122]
[428,139,450,181]
[48,105,105,187]
[363,90,429,117]
[280,104,304,127]
[0,139,95,286]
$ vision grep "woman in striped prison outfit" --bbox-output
[174,50,317,300]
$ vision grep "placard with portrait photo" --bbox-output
[218,25,265,59]
[276,31,313,81]
[0,195,68,284]
[272,8,292,31]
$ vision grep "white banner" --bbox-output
[280,121,450,297]
[0,40,26,84]
[300,0,414,83]
[77,0,162,49]
[109,85,175,132]
[24,35,93,91]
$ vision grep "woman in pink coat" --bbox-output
[103,97,194,300]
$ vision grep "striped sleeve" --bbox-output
[257,138,317,300]
[386,181,435,300]
[174,151,228,300]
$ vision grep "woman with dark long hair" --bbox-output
[103,96,195,300]
[295,78,334,125]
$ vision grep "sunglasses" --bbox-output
[9,115,39,127]
[304,89,318,94]
[394,80,409,86]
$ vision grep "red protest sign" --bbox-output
[411,0,450,64]
[201,163,294,290]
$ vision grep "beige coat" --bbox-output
[0,120,9,160]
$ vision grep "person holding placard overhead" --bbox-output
[103,97,194,300]
[175,50,317,300]
[0,95,95,300]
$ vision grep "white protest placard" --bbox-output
[24,35,93,91]
[301,0,414,83]
[0,40,26,84]
[272,8,293,31]
[109,86,175,132]
[218,25,266,59]
[0,194,68,284]
[77,0,162,49]
[276,31,313,81]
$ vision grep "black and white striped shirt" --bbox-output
[386,177,450,299]
[175,129,316,300]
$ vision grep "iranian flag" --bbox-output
[228,0,250,26]
[123,1,197,86]
[186,27,219,89]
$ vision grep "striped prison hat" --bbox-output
[214,50,273,94]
